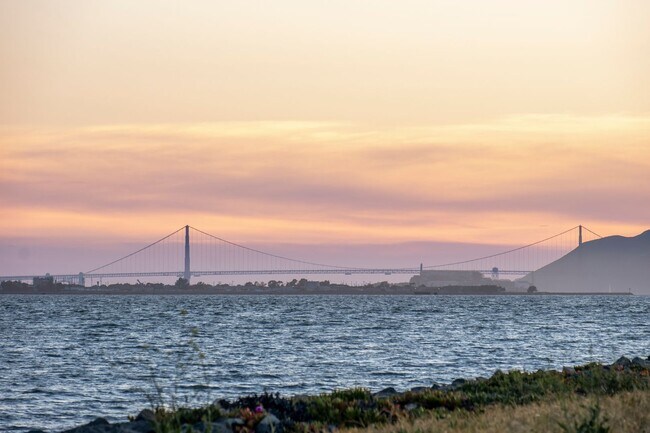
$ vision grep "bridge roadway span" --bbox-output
[1,268,530,282]
[1,225,595,284]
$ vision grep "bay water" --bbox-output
[1,294,649,432]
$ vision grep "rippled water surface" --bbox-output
[1,295,649,432]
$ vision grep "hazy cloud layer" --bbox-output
[1,116,649,250]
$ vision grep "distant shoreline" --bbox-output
[0,287,635,296]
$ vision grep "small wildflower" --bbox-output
[255,405,264,413]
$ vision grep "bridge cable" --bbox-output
[85,226,186,274]
[423,225,580,269]
[189,226,369,271]
[582,226,603,238]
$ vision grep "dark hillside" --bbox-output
[520,230,650,294]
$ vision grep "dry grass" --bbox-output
[342,390,650,433]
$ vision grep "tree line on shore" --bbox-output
[0,278,402,292]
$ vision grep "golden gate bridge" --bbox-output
[0,225,602,285]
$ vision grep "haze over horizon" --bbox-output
[1,1,649,277]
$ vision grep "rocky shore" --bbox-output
[26,355,650,433]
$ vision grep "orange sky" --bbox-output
[1,1,649,273]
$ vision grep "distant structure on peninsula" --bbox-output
[410,270,513,289]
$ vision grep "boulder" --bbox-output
[631,357,650,368]
[255,414,282,433]
[189,421,233,433]
[409,386,429,394]
[450,378,466,390]
[211,400,229,414]
[213,399,231,410]
[562,367,576,375]
[61,417,111,433]
[210,422,235,433]
[122,420,155,433]
[223,418,245,429]
[61,418,155,433]
[135,409,155,423]
[372,387,398,398]
[89,419,110,426]
[613,356,631,368]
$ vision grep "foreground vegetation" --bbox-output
[131,357,649,433]
[344,390,649,433]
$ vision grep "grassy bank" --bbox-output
[344,390,649,433]
[142,357,649,433]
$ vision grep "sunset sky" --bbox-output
[1,1,649,276]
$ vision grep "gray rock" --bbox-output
[430,382,445,390]
[562,367,576,375]
[255,414,282,433]
[409,386,429,394]
[70,420,154,433]
[450,378,466,390]
[404,403,419,411]
[613,356,631,367]
[135,409,156,423]
[210,401,229,415]
[177,419,240,433]
[89,419,110,427]
[209,421,234,433]
[122,420,155,433]
[189,421,233,433]
[61,417,111,433]
[632,357,650,368]
[373,387,398,398]
[223,418,245,429]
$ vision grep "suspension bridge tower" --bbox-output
[184,225,191,282]
[579,225,583,246]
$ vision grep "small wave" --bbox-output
[370,371,408,377]
[177,384,219,391]
[25,388,53,395]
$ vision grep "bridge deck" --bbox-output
[1,268,531,282]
